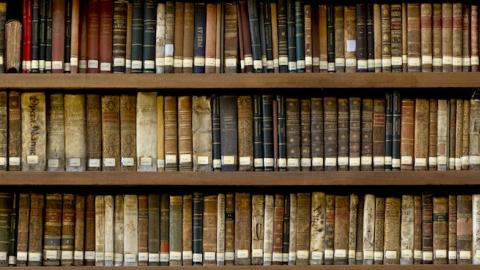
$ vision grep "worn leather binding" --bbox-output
[225,193,235,265]
[374,197,385,264]
[414,98,429,170]
[224,1,238,73]
[310,97,323,171]
[73,195,85,266]
[406,3,420,72]
[94,196,105,266]
[390,3,402,72]
[334,5,344,73]
[159,194,169,266]
[64,94,87,172]
[164,96,178,171]
[203,195,217,265]
[373,99,385,170]
[0,3,6,73]
[45,0,53,72]
[441,3,453,72]
[192,96,212,172]
[237,96,253,171]
[294,0,305,72]
[337,98,348,170]
[60,194,75,266]
[361,99,373,171]
[113,195,123,267]
[310,1,319,72]
[281,195,289,264]
[131,0,143,73]
[193,2,206,73]
[251,194,264,265]
[264,0,274,72]
[452,3,462,72]
[234,193,251,265]
[211,95,221,171]
[323,194,334,265]
[287,193,296,265]
[70,0,80,73]
[373,3,381,72]
[356,2,367,72]
[303,0,312,72]
[384,197,400,264]
[78,0,88,73]
[422,194,433,264]
[86,95,102,171]
[462,4,470,71]
[472,5,479,72]
[148,194,160,266]
[437,99,448,171]
[293,193,309,265]
[120,95,137,172]
[401,3,407,71]
[31,0,40,72]
[413,195,422,264]
[21,93,46,171]
[247,0,262,72]
[253,95,264,170]
[299,99,311,170]
[142,0,155,73]
[347,97,360,170]
[355,196,365,264]
[400,98,414,170]
[155,2,165,73]
[323,97,337,171]
[271,194,284,265]
[447,195,457,264]
[462,100,470,170]
[5,20,22,72]
[16,194,29,266]
[156,96,164,171]
[46,94,65,172]
[286,0,297,72]
[98,0,113,73]
[428,99,438,170]
[309,192,325,265]
[105,195,115,266]
[0,193,12,265]
[220,96,238,171]
[454,100,463,170]
[238,0,252,72]
[392,91,401,170]
[64,0,72,72]
[101,96,121,171]
[366,3,374,71]
[448,99,456,170]
[84,195,95,266]
[326,4,335,72]
[400,195,414,264]
[285,98,300,171]
[432,196,448,264]
[384,92,393,170]
[344,5,356,73]
[178,96,193,171]
[205,1,216,73]
[168,195,181,266]
[216,193,226,266]
[27,193,44,266]
[263,194,274,265]
[215,2,223,74]
[420,3,432,72]
[431,3,442,72]
[380,3,391,72]
[0,93,5,170]
[123,195,138,266]
[183,1,194,73]
[457,195,472,264]
[192,192,203,265]
[86,0,99,73]
[259,1,267,73]
[182,194,193,265]
[333,195,349,265]
[277,0,288,72]
[263,98,275,169]
[173,1,185,73]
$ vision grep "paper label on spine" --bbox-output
[382,58,392,67]
[197,156,209,165]
[204,252,215,260]
[470,156,480,165]
[385,251,397,259]
[61,251,73,260]
[105,252,114,262]
[273,252,283,262]
[17,252,27,261]
[74,251,84,260]
[279,56,288,65]
[346,58,356,67]
[421,56,432,65]
[374,156,384,165]
[139,157,152,166]
[325,157,336,167]
[401,249,412,258]
[312,157,323,166]
[28,252,41,262]
[357,60,367,69]
[205,58,216,67]
[472,56,479,65]
[461,156,469,166]
[423,251,433,261]
[48,158,59,168]
[346,40,356,52]
[252,249,263,258]
[277,158,287,168]
[69,158,81,167]
[375,59,382,68]
[311,251,323,260]
[132,60,142,69]
[415,158,427,167]
[159,253,169,262]
[217,252,225,262]
[104,158,116,167]
[335,58,345,67]
[254,158,263,167]
[453,57,462,66]
[338,157,348,166]
[236,250,249,259]
[428,157,437,166]
[27,155,38,164]
[460,250,471,259]
[180,154,192,164]
[148,253,159,262]
[414,250,422,260]
[193,253,202,262]
[113,58,125,67]
[349,157,360,166]
[264,158,274,167]
[288,252,296,261]
[89,158,100,168]
[9,157,20,166]
[100,62,111,71]
[392,57,402,66]
[87,60,98,69]
[95,252,104,261]
[361,156,372,165]
[85,251,95,260]
[165,154,177,164]
[124,253,136,263]
[114,253,123,262]
[194,57,205,66]
[297,250,308,259]
[297,60,305,69]
[374,251,383,260]
[334,249,347,258]
[433,57,442,67]
[364,250,374,260]
[401,156,412,165]
[137,252,147,262]
[324,249,334,259]
[182,251,192,260]
[225,58,237,67]
[174,59,183,68]
[435,250,447,259]
[287,158,299,167]
[448,251,456,260]
[213,159,221,169]
[348,250,355,259]
[222,155,235,165]
[225,252,234,261]
[169,252,181,261]
[157,159,165,168]
[52,61,63,69]
[183,58,193,67]
[301,158,311,167]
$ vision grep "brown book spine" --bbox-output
[457,195,472,264]
[349,97,361,171]
[427,99,437,170]
[402,3,407,71]
[337,98,348,171]
[324,97,337,171]
[237,96,253,171]
[174,1,185,73]
[452,3,463,72]
[102,96,120,171]
[448,195,457,264]
[73,195,85,266]
[390,3,402,72]
[381,3,391,72]
[324,194,335,265]
[400,99,415,170]
[300,99,311,171]
[84,195,95,265]
[120,95,137,171]
[137,195,148,266]
[99,0,113,73]
[168,195,181,266]
[235,193,251,265]
[272,1,280,72]
[160,194,169,265]
[79,0,88,72]
[373,4,382,72]
[449,99,457,170]
[344,5,356,73]
[178,96,193,171]
[413,195,422,264]
[86,95,102,171]
[225,193,235,265]
[361,99,373,171]
[422,194,433,264]
[286,98,300,171]
[46,94,65,172]
[125,2,132,73]
[311,97,324,171]
[52,0,65,72]
[16,194,30,266]
[334,5,344,72]
[373,98,385,170]
[205,2,217,73]
[333,195,349,265]
[8,92,21,171]
[414,98,429,170]
[407,3,421,72]
[319,4,327,72]
[442,3,453,71]
[461,100,470,170]
[203,195,218,265]
[433,196,448,264]
[384,197,400,264]
[28,193,45,266]
[182,194,193,265]
[295,193,310,265]
[21,93,46,171]
[471,5,479,71]
[61,194,75,266]
[420,3,432,72]
[347,194,358,265]
[455,100,464,170]
[87,0,100,73]
[374,197,385,264]
[462,4,470,72]
[164,96,178,171]
[432,3,442,72]
[224,1,238,73]
[272,194,284,265]
[70,0,80,73]
[183,2,194,73]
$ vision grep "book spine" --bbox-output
[113,0,127,73]
[422,194,433,264]
[355,195,364,264]
[432,3,442,72]
[400,195,414,265]
[164,96,178,171]
[104,196,114,266]
[155,2,166,73]
[437,99,449,171]
[123,195,138,266]
[384,197,400,264]
[94,196,105,266]
[16,194,29,266]
[263,194,274,265]
[159,194,169,265]
[166,1,176,73]
[31,0,40,72]
[361,99,373,171]
[458,195,472,264]
[120,95,137,171]
[452,3,462,72]
[349,97,361,171]
[373,3,381,72]
[326,4,334,72]
[433,196,448,264]
[174,1,185,73]
[414,98,429,170]
[429,99,438,170]
[99,0,113,73]
[356,3,367,72]
[268,1,277,72]
[462,4,470,71]
[28,193,44,266]
[7,92,20,170]
[0,193,10,265]
[374,197,385,264]
[0,3,6,73]
[400,99,415,170]
[22,0,32,73]
[413,195,422,264]
[337,98,348,170]
[334,5,344,73]
[324,97,337,171]
[113,195,123,266]
[247,0,262,72]
[87,0,99,73]
[407,3,421,72]
[237,96,253,171]
[462,100,470,170]
[295,193,310,265]
[366,3,375,71]
[310,1,318,72]
[390,3,402,72]
[142,0,155,73]
[272,194,284,265]
[448,195,457,264]
[373,99,386,170]
[182,195,193,265]
[470,97,480,170]
[253,95,264,171]
[224,1,238,73]
[449,99,456,170]
[64,94,87,172]
[263,95,274,170]
[225,193,235,265]
[212,95,221,171]
[251,195,264,265]
[136,92,157,172]
[7,193,16,266]
[220,96,238,171]
[64,0,72,72]
[73,195,85,266]
[455,100,463,170]
[21,93,46,171]
[344,5,356,73]
[385,92,393,170]
[323,194,334,265]
[86,95,102,171]
[78,0,88,72]
[46,94,65,172]
[168,195,181,266]
[205,1,216,73]
[70,0,80,73]
[309,192,325,265]
[193,192,203,265]
[178,96,193,171]
[101,96,121,171]
[235,193,251,265]
[442,3,453,72]
[194,2,206,73]
[286,0,297,72]
[310,97,324,171]
[156,96,164,170]
[131,0,143,73]
[472,5,479,71]
[401,3,407,71]
[286,98,300,171]
[183,1,195,73]
[192,96,213,172]
[288,193,296,265]
[295,0,305,72]
[333,195,349,265]
[300,99,311,170]
[420,3,432,72]
[217,193,226,265]
[276,95,287,170]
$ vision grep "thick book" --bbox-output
[442,3,453,72]
[94,196,105,266]
[16,194,29,266]
[361,99,374,170]
[414,98,429,170]
[420,3,432,72]
[204,195,218,265]
[237,96,253,171]
[0,193,11,266]
[373,99,386,170]
[374,197,385,264]
[101,96,120,171]
[87,0,100,73]
[155,2,166,73]
[178,96,193,171]
[224,1,238,73]
[349,97,361,170]
[193,2,206,73]
[422,194,433,264]
[263,95,274,170]
[433,196,448,264]
[263,194,274,265]
[21,93,46,171]
[323,194,334,265]
[8,92,21,171]
[333,195,349,265]
[220,96,238,171]
[183,1,194,73]
[86,95,102,171]
[104,196,114,266]
[390,3,402,72]
[192,96,212,172]
[348,194,358,264]
[143,0,156,72]
[136,92,157,171]
[310,192,325,265]
[286,98,300,170]
[28,193,44,266]
[384,197,400,264]
[337,98,348,170]
[99,0,113,73]
[164,96,178,171]
[113,195,123,266]
[61,196,74,264]
[311,97,324,171]
[137,195,148,265]
[323,97,337,171]
[438,99,449,171]
[131,0,143,72]
[64,94,87,171]
[120,95,137,171]
[470,96,480,170]
[0,3,6,73]
[173,1,185,73]
[272,194,284,265]
[192,192,203,265]
[235,193,251,265]
[356,3,367,71]
[123,195,138,266]
[85,195,95,265]
[295,193,310,265]
[400,195,414,264]
[406,3,420,72]
[457,195,472,264]
[448,195,457,264]
[182,194,193,265]
[400,98,415,170]
[205,1,216,73]
[112,0,127,73]
[46,94,65,172]
[363,194,375,264]
[452,3,462,72]
[169,195,181,266]
[344,5,356,73]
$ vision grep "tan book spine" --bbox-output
[319,4,327,72]
[225,193,235,265]
[46,94,65,171]
[374,197,385,264]
[462,4,470,71]
[251,195,265,265]
[237,96,253,171]
[203,194,218,265]
[104,195,114,266]
[8,91,21,171]
[455,99,463,170]
[334,195,349,265]
[64,94,87,171]
[452,3,463,72]
[86,95,102,171]
[73,195,85,266]
[178,96,193,171]
[85,195,95,265]
[43,194,63,265]
[420,3,432,72]
[381,3,391,72]
[288,193,296,265]
[156,96,165,171]
[470,98,480,169]
[407,3,421,72]
[271,2,279,72]
[472,5,479,71]
[205,2,217,73]
[101,96,121,171]
[192,96,212,172]
[217,193,226,266]
[114,195,124,266]
[363,194,375,264]
[334,5,344,72]
[442,3,453,71]
[428,99,438,170]
[123,195,138,266]
[347,194,358,265]
[384,197,400,264]
[310,192,325,265]
[155,2,166,73]
[120,95,137,171]
[164,96,178,171]
[461,100,470,170]
[137,92,157,171]
[373,3,382,72]
[437,99,449,171]
[28,193,44,266]
[414,98,429,170]
[182,194,193,265]
[137,195,148,266]
[183,2,194,73]
[16,194,29,266]
[402,3,407,71]
[413,195,422,264]
[263,194,274,266]
[21,93,46,171]
[400,99,415,170]
[448,195,457,264]
[234,192,251,265]
[344,5,356,73]
[432,3,442,72]
[174,1,184,73]
[400,195,414,264]
[61,194,75,266]
[295,193,311,265]
[433,196,448,264]
[95,196,105,266]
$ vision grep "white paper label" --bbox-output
[157,159,165,168]
[225,58,237,67]
[105,252,114,262]
[297,250,308,259]
[74,251,84,260]
[346,58,356,67]
[385,251,397,259]
[113,57,125,67]
[89,158,101,168]
[361,156,372,165]
[104,158,116,167]
[288,61,297,71]
[301,158,311,167]
[85,251,95,260]
[95,252,104,261]
[460,250,472,259]
[124,253,136,263]
[182,251,192,260]
[279,56,288,65]
[138,157,151,166]
[415,158,427,167]
[375,59,382,68]
[252,249,263,258]
[349,157,360,166]
[325,157,336,167]
[48,158,59,168]
[288,252,296,261]
[197,156,209,165]
[183,58,193,67]
[132,60,142,69]
[222,155,235,165]
[448,250,456,260]
[385,156,392,166]
[348,250,355,259]
[8,255,15,265]
[324,249,334,259]
[225,252,234,261]
[392,57,402,66]
[364,250,374,260]
[205,57,216,67]
[88,60,99,69]
[453,57,462,66]
[287,158,299,167]
[217,252,225,262]
[414,250,422,260]
[335,58,345,67]
[374,251,383,260]
[374,156,384,166]
[180,154,192,164]
[28,252,41,262]
[429,157,437,166]
[52,61,63,70]
[472,56,479,65]
[320,60,328,70]
[312,157,323,166]
[174,59,183,68]
[334,249,347,258]
[264,158,274,167]
[27,155,38,164]
[297,60,305,69]
[462,156,470,166]
[435,250,447,259]
[213,159,221,169]
[169,251,181,261]
[401,249,412,258]
[254,158,263,167]
[311,251,323,260]
[236,250,249,259]
[470,156,480,165]
[100,62,111,72]
[165,154,177,164]
[137,252,147,262]
[160,253,169,262]
[422,251,432,261]
[338,157,348,166]
[61,251,73,260]
[357,60,368,69]
[194,57,205,66]
[202,252,214,261]
[193,253,202,263]
[69,158,81,167]
[17,252,27,261]
[277,158,287,168]
[273,252,283,262]
[401,156,412,165]
[382,58,392,67]
[9,157,20,166]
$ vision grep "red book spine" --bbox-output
[52,0,65,73]
[87,0,100,73]
[99,0,113,73]
[23,0,32,73]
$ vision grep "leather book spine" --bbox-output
[164,96,178,171]
[286,0,297,72]
[192,96,212,172]
[310,1,319,72]
[311,97,324,171]
[326,4,334,72]
[295,193,310,265]
[472,5,479,71]
[225,194,235,265]
[46,94,65,172]
[455,100,463,170]
[442,3,453,72]
[253,95,264,171]
[469,97,480,170]
[361,98,373,171]
[263,95,274,170]
[251,195,264,265]
[224,1,238,73]
[78,0,88,73]
[355,196,364,264]
[212,95,221,171]
[94,196,105,266]
[277,0,288,72]
[182,194,193,265]
[31,0,40,72]
[156,96,165,171]
[333,195,349,265]
[303,1,311,72]
[429,99,438,170]
[420,3,432,72]
[432,3,442,72]
[86,95,102,171]
[143,0,156,73]
[433,196,448,264]
[448,195,457,264]
[248,0,263,72]
[422,194,433,264]
[131,0,143,73]
[286,98,300,171]
[373,3,381,72]
[104,196,114,266]
[452,3,462,72]
[70,0,80,73]
[64,94,87,172]
[7,92,21,171]
[390,3,402,72]
[384,197,401,264]
[348,97,361,170]
[414,98,429,170]
[64,0,72,72]
[237,96,253,171]
[402,3,407,71]
[159,194,169,266]
[366,3,375,71]
[84,195,95,266]
[287,194,296,265]
[374,197,385,264]
[344,5,357,73]
[373,99,385,170]
[16,194,29,267]
[155,2,166,73]
[21,93,46,171]
[348,194,358,265]
[323,194,334,265]
[112,0,127,73]
[309,192,325,265]
[337,98,349,170]
[437,99,449,171]
[1,193,12,266]
[168,195,181,266]
[457,195,472,264]
[449,99,456,170]
[392,91,401,170]
[27,193,44,266]
[294,0,305,72]
[381,3,393,71]
[5,20,22,73]
[400,99,415,170]
[87,0,100,73]
[235,193,251,265]
[113,195,124,266]
[217,194,226,266]
[73,195,85,266]
[101,96,120,171]
[262,1,274,73]
[385,92,393,170]
[99,0,113,73]
[238,0,252,72]
[136,93,157,172]
[60,194,74,266]
[220,96,238,171]
[193,2,206,73]
[462,100,470,170]
[276,95,287,170]
[123,195,138,266]
[192,192,203,265]
[22,0,32,73]
[0,92,5,170]
[0,3,6,73]
[324,97,337,171]
[272,194,284,265]
[215,1,222,74]
[183,1,195,73]
[406,3,420,72]
[413,196,422,264]
[120,95,137,171]
[178,96,193,171]
[205,1,216,73]
[263,194,274,265]
[400,195,414,265]
[173,1,185,73]
[356,3,367,72]
[333,4,348,72]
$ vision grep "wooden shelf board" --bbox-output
[0,171,478,186]
[4,73,480,89]
[7,266,480,270]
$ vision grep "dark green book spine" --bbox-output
[259,0,267,72]
[131,0,143,73]
[192,192,203,265]
[295,0,305,72]
[286,0,297,72]
[276,95,287,171]
[31,0,41,72]
[326,3,334,72]
[253,95,264,171]
[277,0,288,72]
[247,0,263,72]
[143,0,156,73]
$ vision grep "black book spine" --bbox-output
[193,2,206,73]
[356,2,367,72]
[192,192,203,265]
[212,95,222,171]
[286,0,296,72]
[276,95,286,171]
[31,0,41,72]
[385,91,393,171]
[253,95,264,171]
[39,0,47,72]
[64,0,72,72]
[8,193,17,266]
[392,90,401,170]
[220,95,238,171]
[295,0,305,72]
[263,1,274,72]
[326,3,334,72]
[262,95,274,171]
[277,0,288,72]
[281,195,290,265]
[131,0,143,73]
[143,0,155,73]
[45,0,53,72]
[366,2,374,72]
[247,0,262,72]
[259,0,267,72]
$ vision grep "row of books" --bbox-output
[1,91,480,172]
[0,192,477,266]
[2,0,480,73]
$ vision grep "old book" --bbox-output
[192,192,203,265]
[448,195,457,264]
[414,99,429,170]
[373,99,385,170]
[449,99,457,170]
[64,94,86,171]
[310,192,325,265]
[470,97,480,170]
[311,97,324,171]
[155,2,166,73]
[344,5,356,72]
[85,95,102,171]
[156,96,165,170]
[349,97,361,170]
[303,1,312,72]
[263,194,274,265]
[295,193,310,265]
[413,196,422,264]
[407,3,421,72]
[263,96,275,170]
[4,192,14,266]
[433,196,448,264]
[420,3,432,72]
[101,96,120,171]
[7,92,21,171]
[112,0,127,73]
[27,193,44,266]
[183,1,194,73]
[333,5,344,72]
[337,98,348,170]
[373,3,382,72]
[384,197,400,264]
[400,99,415,170]
[21,93,46,171]
[294,0,305,72]
[361,99,373,170]
[84,195,95,265]
[355,196,364,264]
[137,92,157,171]
[392,91,401,170]
[73,195,85,266]
[252,195,264,265]
[192,96,212,171]
[457,195,472,264]
[0,3,6,72]
[31,0,40,71]
[5,20,22,72]
[363,194,375,264]
[147,194,159,266]
[333,195,349,265]
[78,0,88,72]
[400,195,414,264]
[253,95,264,171]
[276,96,287,171]
[212,96,221,171]
[235,193,251,265]
[164,96,178,171]
[442,3,453,71]
[61,194,75,266]
[178,96,193,171]
[99,0,113,73]
[324,97,337,171]
[318,4,327,72]
[46,94,65,172]
[182,194,193,265]
[224,1,238,73]
[143,0,156,72]
[472,5,479,71]
[432,3,442,72]
[452,3,462,72]
[193,2,206,73]
[474,195,480,264]
[288,193,296,265]
[402,3,407,71]
[366,3,375,71]
[131,0,143,72]
[237,96,253,171]
[390,4,402,72]
[220,96,238,171]
[271,1,279,72]
[168,195,181,265]
[453,100,462,170]
[348,194,358,265]
[428,99,438,170]
[51,0,65,72]
[94,196,105,266]
[120,95,137,171]
[114,195,124,266]
[462,100,470,170]
[217,194,226,266]
[422,194,433,264]
[437,99,449,171]
[124,195,138,266]
[104,196,114,266]
[159,194,169,265]
[225,194,235,265]
[385,92,393,170]
[86,0,100,73]
[272,194,284,265]
[205,1,216,73]
[173,1,185,73]
[139,196,149,265]
[16,194,29,266]
[374,197,385,264]
[356,3,367,71]
[276,0,287,71]
[326,4,334,72]
[203,195,218,265]
[286,98,300,170]
[324,194,334,265]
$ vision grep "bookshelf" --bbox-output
[5,266,480,270]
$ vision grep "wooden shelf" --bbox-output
[7,266,480,270]
[0,171,478,186]
[3,73,480,89]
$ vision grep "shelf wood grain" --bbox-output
[0,171,478,186]
[4,73,480,89]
